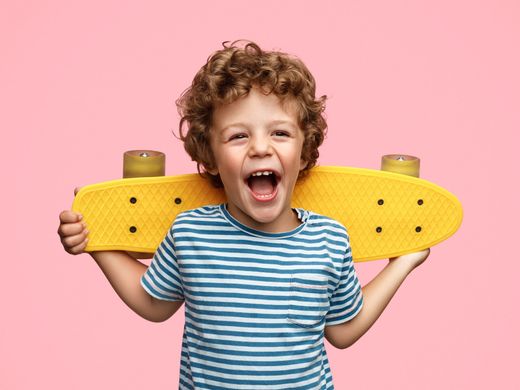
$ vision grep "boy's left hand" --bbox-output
[389,248,430,271]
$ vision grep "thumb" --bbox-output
[74,186,83,196]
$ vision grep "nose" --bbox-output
[248,134,272,158]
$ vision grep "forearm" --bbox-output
[327,259,416,348]
[90,251,181,322]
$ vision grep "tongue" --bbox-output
[249,175,275,195]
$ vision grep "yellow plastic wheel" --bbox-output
[381,154,420,177]
[123,150,165,178]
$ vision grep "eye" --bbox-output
[229,133,247,141]
[273,130,290,137]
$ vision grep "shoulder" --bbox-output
[299,209,350,246]
[175,204,222,221]
[170,204,227,233]
[301,209,348,235]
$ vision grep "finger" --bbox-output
[61,229,89,249]
[74,186,83,196]
[58,221,86,238]
[59,210,83,224]
[68,238,89,255]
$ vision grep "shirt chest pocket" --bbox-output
[287,275,330,328]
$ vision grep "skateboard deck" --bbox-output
[72,165,463,262]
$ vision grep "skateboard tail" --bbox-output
[294,166,464,262]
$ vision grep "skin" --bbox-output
[208,87,307,232]
[58,89,430,348]
[58,198,182,323]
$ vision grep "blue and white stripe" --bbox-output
[141,204,363,389]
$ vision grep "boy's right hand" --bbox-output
[58,187,89,255]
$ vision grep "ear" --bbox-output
[299,158,308,172]
[204,132,219,175]
[204,159,219,176]
[206,166,219,175]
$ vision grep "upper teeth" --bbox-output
[251,171,273,176]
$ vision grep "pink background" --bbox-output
[2,0,519,389]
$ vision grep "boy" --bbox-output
[58,41,429,389]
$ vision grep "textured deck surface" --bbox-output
[72,166,463,261]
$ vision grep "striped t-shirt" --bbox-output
[141,204,363,390]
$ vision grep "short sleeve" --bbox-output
[326,245,363,326]
[140,225,184,301]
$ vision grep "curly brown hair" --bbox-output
[177,40,327,187]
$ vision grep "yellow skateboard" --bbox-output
[72,151,463,262]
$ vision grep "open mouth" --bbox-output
[246,171,279,200]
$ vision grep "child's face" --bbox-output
[209,88,307,232]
